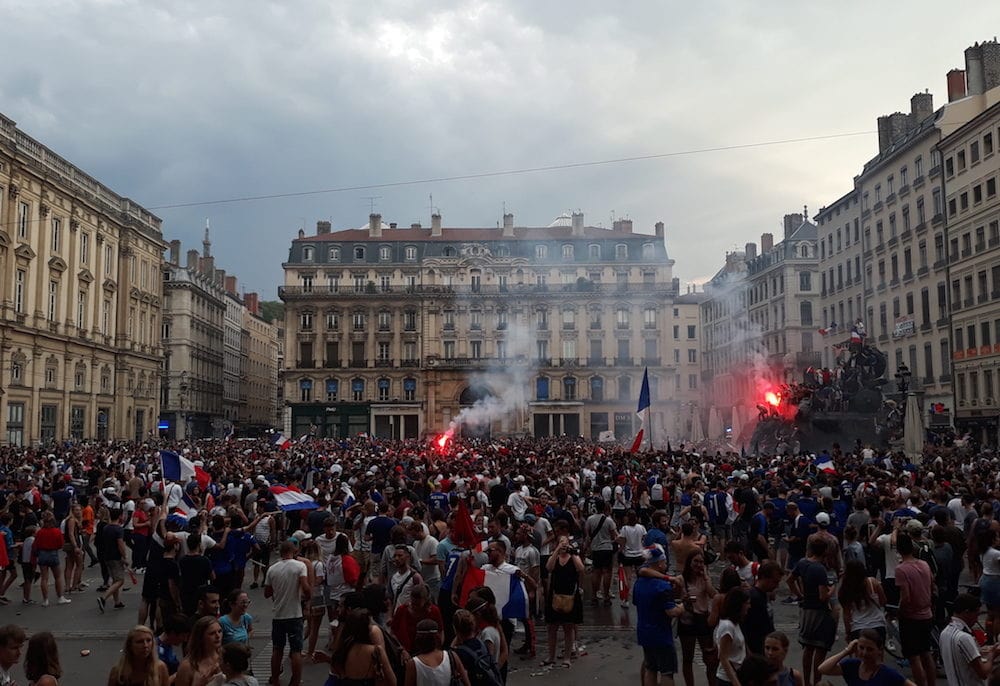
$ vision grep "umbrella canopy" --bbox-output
[903,393,924,463]
[731,405,744,444]
[708,406,723,440]
[689,405,705,442]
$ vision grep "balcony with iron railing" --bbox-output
[278,281,680,299]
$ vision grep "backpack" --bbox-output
[456,639,504,686]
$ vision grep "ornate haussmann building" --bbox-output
[279,212,702,442]
[0,113,164,444]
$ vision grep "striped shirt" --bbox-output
[940,617,986,686]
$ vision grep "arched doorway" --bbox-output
[458,385,494,439]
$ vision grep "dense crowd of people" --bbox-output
[2,435,1000,686]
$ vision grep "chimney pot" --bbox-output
[967,44,985,95]
[316,220,331,235]
[389,222,397,229]
[910,91,934,123]
[186,249,199,270]
[502,212,514,237]
[761,233,774,253]
[169,239,181,265]
[369,213,382,238]
[202,256,215,278]
[431,212,442,237]
[745,242,757,259]
[297,229,305,239]
[654,221,665,238]
[948,68,968,102]
[571,211,584,236]
[224,275,238,294]
[783,213,803,239]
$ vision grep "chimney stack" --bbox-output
[876,112,914,153]
[671,276,680,295]
[214,268,225,287]
[654,221,665,239]
[783,213,803,239]
[910,91,933,123]
[186,249,200,270]
[745,242,758,259]
[571,211,584,236]
[948,69,968,102]
[201,256,215,279]
[224,275,238,295]
[967,43,985,95]
[983,39,1000,91]
[169,239,181,265]
[297,229,305,239]
[316,220,331,235]
[389,222,397,229]
[502,212,514,237]
[431,212,442,237]
[613,218,633,233]
[368,213,382,238]
[410,223,422,229]
[244,292,259,316]
[761,233,774,253]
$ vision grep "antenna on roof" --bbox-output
[362,196,381,214]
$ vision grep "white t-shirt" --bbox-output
[174,532,217,552]
[713,619,746,681]
[982,547,1000,577]
[265,558,307,620]
[515,545,540,576]
[413,535,441,582]
[620,524,648,557]
[507,492,529,521]
[164,482,184,509]
[534,517,553,556]
[877,534,899,580]
[389,567,421,611]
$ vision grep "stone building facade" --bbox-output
[0,113,165,444]
[279,212,701,444]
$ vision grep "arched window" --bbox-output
[405,246,417,261]
[325,378,339,401]
[615,244,628,259]
[329,246,341,261]
[590,376,604,401]
[299,378,313,402]
[563,376,577,400]
[379,245,391,261]
[589,244,601,260]
[353,246,365,260]
[618,376,631,400]
[377,377,391,401]
[536,376,550,400]
[351,378,365,402]
[642,243,654,260]
[562,244,574,259]
[403,378,417,401]
[535,245,548,259]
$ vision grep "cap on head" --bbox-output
[815,512,831,526]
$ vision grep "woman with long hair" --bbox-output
[107,625,169,686]
[762,632,803,686]
[33,511,70,606]
[542,535,584,669]
[708,568,742,628]
[838,559,887,641]
[404,619,469,686]
[24,631,62,686]
[817,629,914,686]
[299,539,327,660]
[328,607,396,686]
[713,588,750,686]
[219,589,254,646]
[677,550,718,686]
[62,503,85,593]
[616,510,647,604]
[175,616,224,686]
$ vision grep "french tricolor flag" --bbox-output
[270,485,319,511]
[271,433,292,450]
[814,455,837,475]
[160,450,211,490]
[460,567,530,620]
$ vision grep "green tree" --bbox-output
[259,300,284,324]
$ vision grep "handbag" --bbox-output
[552,591,575,613]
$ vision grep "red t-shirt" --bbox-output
[391,602,444,652]
[895,558,933,620]
[34,526,65,552]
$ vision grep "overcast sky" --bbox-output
[3,1,1000,294]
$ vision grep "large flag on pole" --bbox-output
[160,450,211,490]
[634,367,651,450]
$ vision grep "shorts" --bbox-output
[37,550,60,568]
[798,607,837,650]
[271,617,304,653]
[107,560,125,583]
[677,612,712,638]
[981,575,1000,610]
[618,553,645,567]
[642,644,677,675]
[900,617,933,657]
[591,550,614,570]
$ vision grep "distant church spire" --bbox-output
[203,218,212,258]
